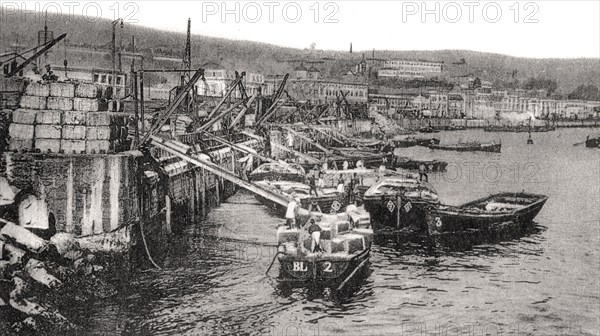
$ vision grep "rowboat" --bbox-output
[362,177,439,231]
[425,192,548,235]
[419,126,440,133]
[274,212,373,287]
[585,135,600,148]
[428,141,501,153]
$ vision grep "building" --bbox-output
[285,79,368,103]
[294,64,308,80]
[196,68,272,98]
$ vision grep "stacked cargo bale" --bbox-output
[6,81,130,154]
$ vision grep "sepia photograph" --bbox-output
[0,1,599,335]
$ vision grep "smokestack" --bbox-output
[350,43,352,53]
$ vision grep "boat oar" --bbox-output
[573,141,586,146]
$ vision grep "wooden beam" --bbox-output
[150,139,292,207]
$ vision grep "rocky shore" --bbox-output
[0,221,127,335]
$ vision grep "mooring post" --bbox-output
[165,194,171,234]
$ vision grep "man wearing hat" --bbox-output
[285,194,301,229]
[307,218,323,253]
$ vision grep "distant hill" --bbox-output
[1,9,598,95]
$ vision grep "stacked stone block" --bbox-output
[7,81,130,154]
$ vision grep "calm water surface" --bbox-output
[74,128,599,336]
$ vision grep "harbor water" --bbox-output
[69,128,599,336]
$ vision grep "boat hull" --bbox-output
[277,248,370,285]
[585,137,600,148]
[428,143,501,153]
[363,196,434,231]
[425,194,548,235]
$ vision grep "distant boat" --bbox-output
[484,125,555,133]
[392,136,440,148]
[419,126,439,133]
[428,141,501,153]
[425,192,548,235]
[585,135,600,148]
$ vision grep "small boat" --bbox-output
[394,157,448,172]
[425,192,548,235]
[254,180,346,214]
[419,126,439,133]
[585,135,600,148]
[392,136,440,148]
[362,177,439,231]
[249,162,306,182]
[484,125,555,133]
[275,212,373,286]
[428,141,501,153]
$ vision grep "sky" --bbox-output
[5,0,600,58]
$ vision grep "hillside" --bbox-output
[1,9,598,94]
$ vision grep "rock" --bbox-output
[92,265,104,273]
[10,277,29,301]
[85,254,96,263]
[0,222,48,254]
[73,258,86,270]
[24,259,62,288]
[12,317,37,334]
[62,250,83,261]
[3,243,26,265]
[49,233,80,257]
[0,260,11,277]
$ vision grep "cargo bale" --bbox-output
[20,95,47,110]
[86,126,111,140]
[62,111,86,125]
[75,83,102,98]
[9,124,34,139]
[35,125,62,139]
[62,125,86,139]
[277,227,300,245]
[342,234,365,254]
[320,226,333,240]
[35,139,61,152]
[24,82,50,97]
[87,112,110,126]
[330,238,344,253]
[60,140,86,153]
[50,82,76,98]
[8,139,33,151]
[335,221,351,234]
[12,109,37,124]
[86,140,110,153]
[47,97,73,111]
[35,110,62,124]
[352,228,373,247]
[73,98,100,112]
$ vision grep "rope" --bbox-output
[139,220,162,269]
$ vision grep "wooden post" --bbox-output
[132,71,139,147]
[165,195,171,234]
[200,168,207,218]
[396,195,401,229]
[140,70,145,133]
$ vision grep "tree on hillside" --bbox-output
[568,84,600,101]
[522,77,558,95]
